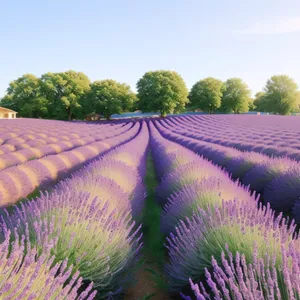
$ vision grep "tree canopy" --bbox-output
[1,74,48,118]
[189,77,224,113]
[258,75,299,115]
[40,71,91,120]
[248,97,255,111]
[253,92,268,112]
[85,80,137,120]
[1,71,300,119]
[137,70,189,117]
[221,78,251,113]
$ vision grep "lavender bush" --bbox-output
[81,158,146,215]
[226,151,267,180]
[2,190,143,295]
[181,244,300,300]
[0,227,97,299]
[242,157,296,194]
[161,177,255,234]
[264,164,300,213]
[0,121,140,206]
[165,200,298,292]
[156,161,231,206]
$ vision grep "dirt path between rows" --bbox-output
[124,152,170,300]
[125,263,170,300]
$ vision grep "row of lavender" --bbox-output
[0,119,116,149]
[0,121,140,206]
[0,125,118,149]
[0,119,121,142]
[155,119,300,222]
[168,116,300,160]
[0,121,129,170]
[0,121,149,298]
[175,115,300,152]
[148,120,300,299]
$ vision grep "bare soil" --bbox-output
[124,263,170,300]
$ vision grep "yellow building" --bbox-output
[85,112,101,121]
[0,107,17,119]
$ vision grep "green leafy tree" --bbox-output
[189,77,224,114]
[137,70,189,117]
[40,71,90,120]
[85,80,137,120]
[253,92,268,112]
[0,74,48,118]
[262,75,299,115]
[131,95,140,112]
[221,78,251,113]
[248,97,256,111]
[295,92,300,112]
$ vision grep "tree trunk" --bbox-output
[67,108,72,121]
[160,111,166,117]
[105,112,111,120]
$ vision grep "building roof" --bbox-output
[85,112,101,117]
[0,107,17,113]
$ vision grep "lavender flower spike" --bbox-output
[181,243,300,300]
[165,199,299,292]
[0,227,97,299]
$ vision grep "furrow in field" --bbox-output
[0,122,133,170]
[0,121,139,206]
[0,120,127,155]
[0,120,149,299]
[155,118,300,222]
[167,115,300,159]
[148,119,299,299]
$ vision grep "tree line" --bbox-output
[1,70,299,120]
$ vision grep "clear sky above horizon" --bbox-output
[1,0,300,98]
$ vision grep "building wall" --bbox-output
[0,111,16,119]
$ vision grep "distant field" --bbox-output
[0,115,300,299]
[110,110,275,119]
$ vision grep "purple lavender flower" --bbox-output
[0,144,16,155]
[242,157,297,194]
[156,160,231,206]
[0,152,26,170]
[165,200,297,292]
[153,149,200,179]
[81,158,146,215]
[0,166,34,205]
[0,227,97,299]
[2,189,143,295]
[4,136,27,146]
[264,164,300,213]
[226,151,268,180]
[57,172,132,216]
[161,177,255,234]
[0,122,141,205]
[27,139,48,148]
[181,244,300,300]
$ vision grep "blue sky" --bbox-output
[1,0,300,97]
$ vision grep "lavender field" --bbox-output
[1,115,300,299]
